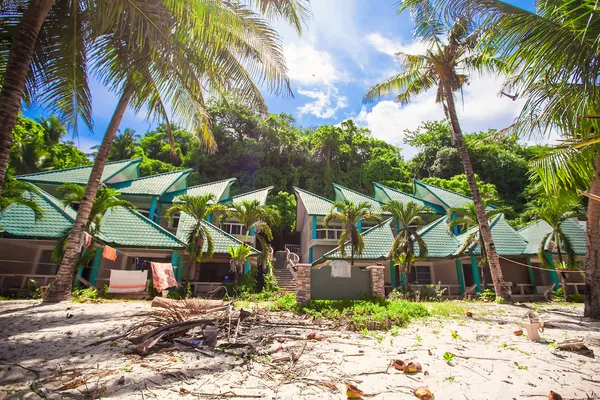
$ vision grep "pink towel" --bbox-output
[102,246,117,261]
[151,262,178,293]
[81,232,92,250]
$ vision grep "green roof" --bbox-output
[97,207,185,249]
[17,159,141,185]
[175,215,258,254]
[518,218,586,256]
[456,215,528,256]
[0,189,75,239]
[294,187,335,216]
[416,216,460,258]
[316,219,395,263]
[413,180,475,209]
[333,184,389,214]
[161,178,236,203]
[110,169,192,196]
[232,187,273,205]
[372,182,445,214]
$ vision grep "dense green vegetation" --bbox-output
[10,99,553,224]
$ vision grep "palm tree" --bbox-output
[324,200,381,266]
[51,183,135,270]
[448,202,513,289]
[382,200,431,287]
[0,175,43,218]
[107,128,140,161]
[363,16,511,300]
[533,192,581,285]
[228,243,254,286]
[166,194,228,281]
[410,0,600,317]
[226,200,275,244]
[45,0,311,302]
[37,116,66,145]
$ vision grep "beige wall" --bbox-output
[0,239,57,288]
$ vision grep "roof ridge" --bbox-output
[414,179,474,202]
[293,187,335,204]
[201,218,259,253]
[232,186,274,199]
[373,182,424,202]
[35,188,77,223]
[120,207,186,246]
[361,217,393,236]
[417,215,447,236]
[121,168,193,182]
[16,158,140,179]
[187,177,237,189]
[332,183,385,205]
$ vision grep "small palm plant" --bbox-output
[0,176,43,219]
[534,192,581,283]
[52,183,134,269]
[226,200,275,244]
[448,202,513,288]
[228,243,254,286]
[382,200,431,286]
[166,194,227,280]
[324,200,381,266]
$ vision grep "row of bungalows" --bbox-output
[0,159,274,295]
[294,181,586,300]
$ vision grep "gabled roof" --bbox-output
[372,182,445,214]
[161,178,236,203]
[294,187,335,216]
[175,214,258,254]
[232,186,273,205]
[97,207,185,249]
[416,216,460,258]
[519,218,586,256]
[110,169,192,196]
[316,218,395,263]
[455,214,527,256]
[413,180,475,209]
[333,183,390,215]
[0,189,75,239]
[17,159,141,185]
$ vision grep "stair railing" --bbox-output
[285,247,299,280]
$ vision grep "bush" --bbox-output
[72,287,99,303]
[478,289,496,302]
[388,283,446,302]
[567,293,584,303]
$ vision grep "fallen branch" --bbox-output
[261,342,303,355]
[451,353,512,362]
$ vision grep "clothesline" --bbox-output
[497,255,581,273]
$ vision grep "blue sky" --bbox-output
[24,0,538,159]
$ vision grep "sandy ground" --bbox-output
[0,300,599,400]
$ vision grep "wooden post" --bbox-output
[455,259,465,295]
[544,253,560,286]
[149,197,158,221]
[470,256,481,293]
[244,258,250,274]
[172,251,182,282]
[390,260,397,289]
[401,272,407,290]
[89,247,103,286]
[525,257,538,294]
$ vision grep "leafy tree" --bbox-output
[93,128,140,161]
[423,175,501,205]
[166,194,228,280]
[430,147,462,179]
[0,175,43,218]
[324,200,381,266]
[448,202,514,289]
[364,13,510,297]
[382,200,431,285]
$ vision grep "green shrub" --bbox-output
[72,287,99,303]
[388,283,446,302]
[271,293,298,311]
[478,289,496,302]
[567,293,584,303]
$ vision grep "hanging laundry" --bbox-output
[150,262,178,293]
[102,246,118,261]
[80,232,92,251]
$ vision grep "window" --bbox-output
[167,212,180,230]
[222,221,247,236]
[407,265,432,284]
[315,223,342,240]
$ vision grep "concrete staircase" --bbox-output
[274,269,296,292]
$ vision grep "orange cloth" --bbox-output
[151,262,178,293]
[102,246,118,261]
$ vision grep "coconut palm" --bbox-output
[44,0,311,302]
[363,16,511,299]
[533,192,581,284]
[51,183,135,269]
[382,200,431,286]
[406,0,600,317]
[91,128,140,161]
[37,116,67,145]
[448,202,513,289]
[166,194,228,281]
[226,200,275,244]
[0,175,43,218]
[324,200,381,266]
[228,243,254,286]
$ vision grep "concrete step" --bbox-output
[273,269,296,292]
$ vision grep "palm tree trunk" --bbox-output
[555,233,567,283]
[44,84,134,302]
[442,81,509,300]
[0,0,54,187]
[584,157,600,318]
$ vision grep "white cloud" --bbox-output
[353,73,529,159]
[284,43,350,86]
[366,32,428,57]
[297,86,348,119]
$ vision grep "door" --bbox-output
[462,264,474,287]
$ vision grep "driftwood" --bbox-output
[151,297,224,309]
[261,342,304,355]
[128,319,216,356]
